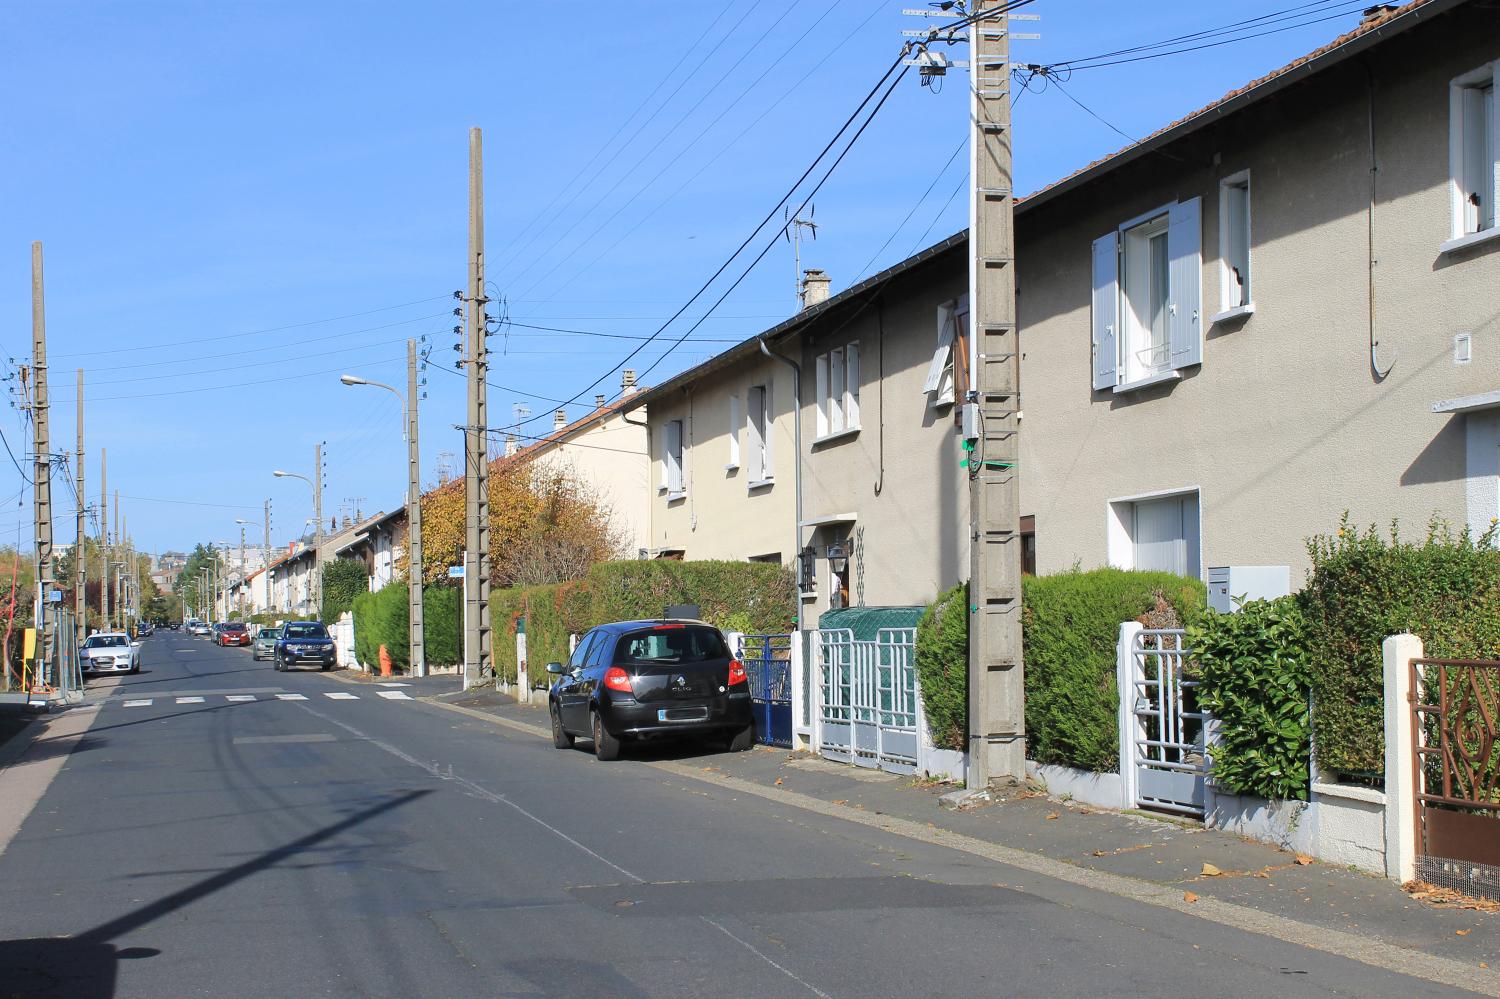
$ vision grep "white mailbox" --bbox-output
[1207,565,1291,613]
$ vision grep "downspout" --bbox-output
[1366,59,1395,381]
[758,336,803,633]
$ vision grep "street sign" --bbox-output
[447,565,464,579]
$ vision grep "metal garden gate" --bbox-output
[1411,657,1500,900]
[816,628,918,774]
[1128,629,1209,816]
[741,634,792,748]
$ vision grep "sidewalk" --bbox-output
[427,684,1499,974]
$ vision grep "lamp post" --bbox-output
[273,467,322,617]
[341,352,425,676]
[234,519,252,618]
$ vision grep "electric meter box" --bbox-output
[1207,565,1290,614]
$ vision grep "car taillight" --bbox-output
[727,660,748,686]
[603,666,633,693]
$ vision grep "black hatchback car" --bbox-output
[547,619,753,760]
[274,621,336,671]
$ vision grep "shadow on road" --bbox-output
[0,789,430,998]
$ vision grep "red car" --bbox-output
[218,622,250,647]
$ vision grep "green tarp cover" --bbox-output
[817,606,924,641]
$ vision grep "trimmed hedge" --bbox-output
[915,583,968,751]
[321,558,369,623]
[490,560,797,684]
[423,585,461,667]
[1190,596,1311,800]
[1023,568,1205,772]
[1303,517,1500,778]
[352,581,408,671]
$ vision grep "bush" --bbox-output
[422,585,461,666]
[1023,568,1206,773]
[1190,596,1311,800]
[352,581,408,670]
[321,558,369,623]
[916,583,968,751]
[1303,517,1500,778]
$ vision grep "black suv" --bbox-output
[274,621,336,671]
[546,619,753,760]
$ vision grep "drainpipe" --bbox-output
[759,336,803,632]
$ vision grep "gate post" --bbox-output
[1116,622,1143,810]
[1382,633,1422,884]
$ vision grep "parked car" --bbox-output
[187,620,210,636]
[546,619,753,761]
[274,621,336,671]
[217,622,249,647]
[252,625,282,661]
[79,632,141,674]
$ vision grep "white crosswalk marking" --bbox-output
[123,699,152,707]
[275,693,308,701]
[376,690,411,700]
[226,695,256,702]
[324,692,358,700]
[376,682,410,688]
[176,696,205,704]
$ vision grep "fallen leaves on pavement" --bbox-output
[1201,863,1223,877]
[1403,881,1500,913]
[1183,891,1199,903]
[1044,811,1060,820]
[1294,854,1314,866]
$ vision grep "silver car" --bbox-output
[80,632,141,674]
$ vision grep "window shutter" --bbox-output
[828,348,845,434]
[924,305,955,395]
[762,381,774,478]
[844,343,860,429]
[657,425,667,489]
[814,355,829,437]
[728,394,740,467]
[1091,233,1119,390]
[666,420,683,493]
[746,387,764,482]
[1487,73,1499,230]
[1168,196,1203,370]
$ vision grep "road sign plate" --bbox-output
[448,565,464,578]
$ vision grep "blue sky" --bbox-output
[0,0,1378,556]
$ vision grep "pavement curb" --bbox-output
[420,695,1499,996]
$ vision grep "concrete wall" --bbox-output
[1017,10,1500,581]
[532,406,651,559]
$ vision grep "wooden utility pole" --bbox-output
[75,369,85,647]
[30,242,55,682]
[965,0,1025,787]
[406,338,426,676]
[463,127,492,690]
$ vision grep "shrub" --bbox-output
[916,583,968,751]
[1302,516,1500,778]
[1023,568,1205,773]
[321,558,370,623]
[422,585,461,666]
[352,581,408,670]
[1190,596,1311,800]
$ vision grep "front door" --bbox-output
[558,631,597,733]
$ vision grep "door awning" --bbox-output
[800,512,857,528]
[1433,389,1500,414]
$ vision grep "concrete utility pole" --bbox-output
[263,500,272,614]
[463,126,492,690]
[100,447,108,630]
[964,0,1025,788]
[75,369,85,647]
[407,339,426,676]
[30,242,55,681]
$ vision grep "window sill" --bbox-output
[811,426,861,447]
[747,478,775,491]
[724,462,739,472]
[799,590,818,602]
[1439,227,1500,255]
[666,490,686,503]
[1113,369,1180,395]
[1208,302,1254,324]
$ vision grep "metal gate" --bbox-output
[741,634,792,748]
[816,628,918,774]
[1129,629,1209,816]
[1411,657,1500,900]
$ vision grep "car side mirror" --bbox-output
[131,641,142,648]
[545,661,566,675]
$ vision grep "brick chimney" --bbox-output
[1360,4,1398,23]
[621,369,638,396]
[594,394,606,409]
[504,434,517,457]
[553,409,568,431]
[801,269,830,309]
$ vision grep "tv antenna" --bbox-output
[783,205,819,309]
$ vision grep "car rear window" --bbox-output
[223,623,246,632]
[284,623,328,639]
[613,626,728,665]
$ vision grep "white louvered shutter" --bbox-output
[1168,196,1203,370]
[1091,232,1119,390]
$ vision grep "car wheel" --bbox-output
[725,723,754,753]
[320,662,331,672]
[273,658,283,672]
[592,710,621,761]
[550,703,574,749]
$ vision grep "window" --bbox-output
[726,394,741,470]
[1091,198,1202,392]
[748,552,782,565]
[746,383,773,486]
[569,631,596,670]
[661,419,684,497]
[1107,490,1201,579]
[1451,63,1499,245]
[1020,514,1036,577]
[1216,172,1252,318]
[814,344,860,438]
[923,297,969,407]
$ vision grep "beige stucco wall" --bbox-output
[1018,12,1500,583]
[646,354,797,563]
[533,407,651,557]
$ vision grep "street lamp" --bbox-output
[341,349,425,676]
[273,468,322,615]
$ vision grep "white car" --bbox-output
[80,632,141,674]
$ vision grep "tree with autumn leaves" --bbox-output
[416,458,627,589]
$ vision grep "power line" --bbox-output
[49,355,406,404]
[117,494,261,510]
[501,320,742,343]
[852,136,967,284]
[0,425,31,485]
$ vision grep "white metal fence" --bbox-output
[816,628,919,774]
[1125,628,1209,816]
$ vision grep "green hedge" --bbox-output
[352,581,408,671]
[1303,518,1500,778]
[321,558,370,623]
[490,560,797,684]
[423,585,461,667]
[915,583,968,751]
[1190,596,1311,800]
[1023,568,1205,772]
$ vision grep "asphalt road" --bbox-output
[0,631,1480,998]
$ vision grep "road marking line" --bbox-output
[225,695,256,702]
[175,696,205,704]
[376,682,410,687]
[324,692,358,700]
[375,691,411,700]
[702,917,832,999]
[122,699,153,708]
[275,693,308,701]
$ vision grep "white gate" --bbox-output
[1128,628,1209,816]
[816,628,918,775]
